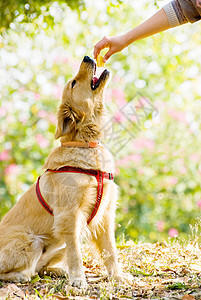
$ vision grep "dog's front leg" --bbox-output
[93,221,121,278]
[65,233,87,288]
[54,214,87,289]
[92,216,133,284]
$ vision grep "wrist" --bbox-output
[121,29,138,47]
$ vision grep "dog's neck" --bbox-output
[61,140,99,148]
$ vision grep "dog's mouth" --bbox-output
[91,62,109,91]
[82,56,109,91]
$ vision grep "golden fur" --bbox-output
[0,56,132,288]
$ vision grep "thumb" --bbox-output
[103,49,114,62]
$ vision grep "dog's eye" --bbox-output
[71,80,76,88]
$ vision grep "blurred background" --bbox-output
[0,0,201,243]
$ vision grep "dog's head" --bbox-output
[55,56,110,142]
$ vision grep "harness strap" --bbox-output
[36,176,54,216]
[86,170,104,225]
[36,166,114,224]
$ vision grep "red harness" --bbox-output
[36,166,114,225]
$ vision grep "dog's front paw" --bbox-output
[39,267,67,278]
[9,272,30,283]
[18,274,31,283]
[70,277,87,289]
[120,272,134,283]
[110,272,134,284]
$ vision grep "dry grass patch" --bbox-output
[1,241,201,299]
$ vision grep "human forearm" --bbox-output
[126,0,201,44]
[93,8,170,60]
[122,8,170,47]
[93,0,201,62]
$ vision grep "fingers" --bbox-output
[93,36,109,59]
[103,48,114,62]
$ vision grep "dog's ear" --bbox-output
[55,104,75,140]
[55,116,73,140]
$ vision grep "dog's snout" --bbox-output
[83,56,93,63]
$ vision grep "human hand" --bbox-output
[93,35,126,62]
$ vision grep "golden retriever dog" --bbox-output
[0,56,132,288]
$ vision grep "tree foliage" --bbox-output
[0,0,126,32]
[0,0,85,32]
[0,0,84,31]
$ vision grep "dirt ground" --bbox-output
[1,241,201,299]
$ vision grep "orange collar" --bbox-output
[61,141,99,148]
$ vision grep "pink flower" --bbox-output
[19,116,28,124]
[179,166,187,174]
[0,107,7,117]
[105,89,113,103]
[157,220,165,232]
[167,109,188,124]
[34,93,41,101]
[62,57,69,63]
[154,100,167,110]
[167,176,178,186]
[115,167,120,175]
[135,97,150,109]
[168,228,178,238]
[130,154,142,164]
[133,137,155,151]
[138,168,145,175]
[116,154,141,166]
[197,200,201,208]
[113,75,121,82]
[35,134,49,148]
[114,111,126,123]
[38,110,48,118]
[0,150,10,161]
[18,87,25,94]
[53,85,63,100]
[48,113,57,125]
[112,88,127,107]
[37,111,57,125]
[54,55,69,64]
[189,154,200,163]
[5,164,20,175]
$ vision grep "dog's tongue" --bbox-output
[92,76,99,85]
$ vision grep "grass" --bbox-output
[1,240,201,299]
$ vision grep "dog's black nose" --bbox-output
[83,55,92,63]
